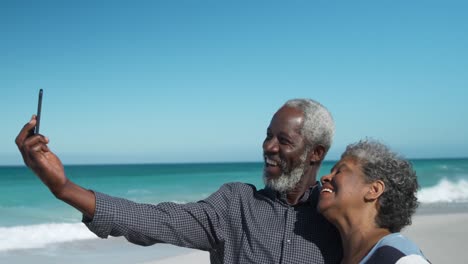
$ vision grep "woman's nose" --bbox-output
[320,173,332,184]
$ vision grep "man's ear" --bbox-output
[309,145,326,163]
[364,180,385,201]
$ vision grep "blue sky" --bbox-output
[1,1,467,165]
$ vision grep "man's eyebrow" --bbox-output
[277,131,292,138]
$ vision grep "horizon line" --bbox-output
[2,156,468,168]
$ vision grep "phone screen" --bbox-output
[35,89,43,134]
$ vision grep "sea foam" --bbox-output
[0,223,97,252]
[418,178,468,203]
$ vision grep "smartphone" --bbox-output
[35,89,43,134]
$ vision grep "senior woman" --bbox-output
[318,140,429,264]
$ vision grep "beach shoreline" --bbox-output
[1,204,466,263]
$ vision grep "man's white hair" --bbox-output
[284,99,335,154]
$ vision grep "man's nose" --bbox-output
[263,137,279,153]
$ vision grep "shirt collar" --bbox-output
[265,182,320,206]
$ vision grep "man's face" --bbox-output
[263,106,309,192]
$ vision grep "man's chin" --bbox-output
[263,173,290,193]
[263,173,281,181]
[263,167,304,193]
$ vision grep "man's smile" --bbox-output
[264,156,279,167]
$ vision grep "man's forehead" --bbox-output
[277,105,303,113]
[264,106,304,135]
[272,106,304,122]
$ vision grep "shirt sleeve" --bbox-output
[83,184,235,251]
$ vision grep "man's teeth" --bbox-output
[265,157,278,166]
[321,188,334,193]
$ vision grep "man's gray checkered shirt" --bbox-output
[83,182,342,263]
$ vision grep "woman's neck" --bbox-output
[335,216,391,264]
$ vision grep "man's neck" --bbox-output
[284,162,322,205]
[285,181,318,205]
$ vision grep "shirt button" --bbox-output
[286,239,291,244]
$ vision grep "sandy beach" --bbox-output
[147,207,468,264]
[402,212,468,263]
[143,251,209,264]
[2,204,467,264]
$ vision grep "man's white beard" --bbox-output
[263,151,307,193]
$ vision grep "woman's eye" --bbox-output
[331,169,340,175]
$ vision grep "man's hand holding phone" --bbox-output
[15,89,96,218]
[15,90,67,197]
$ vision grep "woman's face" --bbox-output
[317,156,371,221]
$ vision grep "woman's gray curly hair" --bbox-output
[342,139,419,232]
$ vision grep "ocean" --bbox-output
[1,159,468,263]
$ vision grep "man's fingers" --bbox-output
[16,117,38,166]
[15,116,37,147]
[33,143,50,154]
[26,140,51,167]
[41,144,50,153]
[21,134,49,167]
[23,134,48,150]
[31,142,49,153]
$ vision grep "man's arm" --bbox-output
[15,116,96,219]
[17,116,227,250]
[84,191,225,250]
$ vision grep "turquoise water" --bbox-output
[1,159,468,252]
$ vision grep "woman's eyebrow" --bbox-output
[331,163,349,173]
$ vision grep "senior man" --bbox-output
[16,98,342,263]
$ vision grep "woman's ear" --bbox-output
[364,180,385,201]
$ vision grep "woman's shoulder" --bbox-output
[362,233,430,264]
